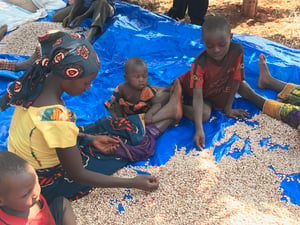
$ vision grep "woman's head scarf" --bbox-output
[0,31,100,111]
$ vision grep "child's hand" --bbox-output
[225,109,249,120]
[194,129,205,150]
[91,135,120,154]
[132,175,159,191]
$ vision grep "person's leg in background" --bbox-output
[166,0,188,21]
[86,0,114,42]
[0,24,7,41]
[187,0,209,25]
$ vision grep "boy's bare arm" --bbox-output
[224,80,249,119]
[193,88,205,149]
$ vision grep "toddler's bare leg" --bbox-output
[258,54,286,92]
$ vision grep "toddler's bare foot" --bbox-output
[258,54,273,89]
[0,24,7,41]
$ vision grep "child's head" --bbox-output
[202,16,232,62]
[0,151,41,213]
[124,57,148,90]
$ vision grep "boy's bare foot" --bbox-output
[169,79,183,122]
[0,24,7,41]
[151,79,183,124]
[258,54,273,89]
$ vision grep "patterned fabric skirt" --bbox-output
[37,114,160,203]
[263,84,300,128]
[278,84,300,128]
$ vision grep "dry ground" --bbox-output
[127,0,300,49]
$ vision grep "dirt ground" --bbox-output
[126,0,300,49]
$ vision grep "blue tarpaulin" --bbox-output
[0,1,299,206]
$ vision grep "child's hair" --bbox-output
[0,151,28,185]
[202,16,231,35]
[124,57,147,75]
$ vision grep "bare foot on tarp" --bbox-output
[150,79,183,124]
[0,24,7,41]
[168,79,183,122]
[257,53,273,89]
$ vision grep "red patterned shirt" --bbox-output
[0,195,56,225]
[179,42,245,109]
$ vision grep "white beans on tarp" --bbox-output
[0,22,84,55]
[71,114,299,224]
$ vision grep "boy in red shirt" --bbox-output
[0,151,76,225]
[178,16,249,149]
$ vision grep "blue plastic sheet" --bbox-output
[0,1,299,206]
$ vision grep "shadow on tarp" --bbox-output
[0,1,299,206]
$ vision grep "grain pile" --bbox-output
[0,22,84,55]
[72,113,300,225]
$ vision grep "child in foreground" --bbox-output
[105,57,183,125]
[0,151,76,225]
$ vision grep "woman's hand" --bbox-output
[132,175,159,191]
[91,135,120,154]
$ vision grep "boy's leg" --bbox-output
[150,79,183,123]
[0,24,7,41]
[62,198,76,225]
[182,101,212,122]
[52,6,73,22]
[187,0,209,25]
[49,196,76,225]
[86,0,113,42]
